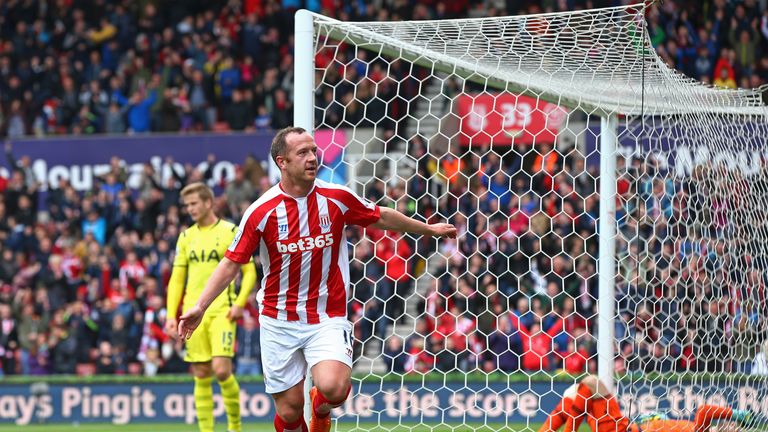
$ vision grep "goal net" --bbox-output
[297,3,768,430]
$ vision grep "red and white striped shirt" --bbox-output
[226,179,381,323]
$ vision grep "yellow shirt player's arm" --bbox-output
[234,258,256,307]
[167,232,188,318]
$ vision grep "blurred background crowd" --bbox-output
[0,0,767,378]
[1,0,767,137]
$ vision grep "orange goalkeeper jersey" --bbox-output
[590,395,630,432]
[636,420,698,432]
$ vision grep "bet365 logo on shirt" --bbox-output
[276,233,334,253]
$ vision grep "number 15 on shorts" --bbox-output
[222,331,234,352]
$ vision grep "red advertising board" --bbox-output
[457,93,568,146]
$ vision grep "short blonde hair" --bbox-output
[180,182,214,202]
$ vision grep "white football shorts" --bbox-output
[259,315,354,394]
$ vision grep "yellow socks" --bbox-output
[218,374,242,432]
[193,376,215,432]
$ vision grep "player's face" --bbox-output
[279,132,318,183]
[183,193,213,224]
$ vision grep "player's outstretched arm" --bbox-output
[179,257,241,339]
[370,206,457,238]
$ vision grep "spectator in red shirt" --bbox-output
[372,229,412,323]
[509,312,564,371]
[561,298,589,334]
[118,251,145,297]
[405,338,434,373]
[561,340,591,374]
[508,195,530,236]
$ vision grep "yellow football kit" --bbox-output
[167,219,256,362]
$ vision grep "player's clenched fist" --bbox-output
[178,305,204,340]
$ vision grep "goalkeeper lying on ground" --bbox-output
[539,375,755,432]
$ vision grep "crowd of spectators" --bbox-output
[1,0,768,379]
[367,131,768,377]
[649,0,768,89]
[0,0,470,139]
[368,138,602,376]
[0,141,270,376]
[3,131,766,377]
[1,0,767,139]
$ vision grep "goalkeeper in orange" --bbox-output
[539,375,755,432]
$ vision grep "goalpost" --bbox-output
[295,3,768,430]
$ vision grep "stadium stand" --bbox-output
[0,0,767,376]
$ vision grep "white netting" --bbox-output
[306,3,768,431]
[314,4,766,115]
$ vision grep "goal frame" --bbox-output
[293,7,620,393]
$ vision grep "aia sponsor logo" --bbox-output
[276,233,334,253]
